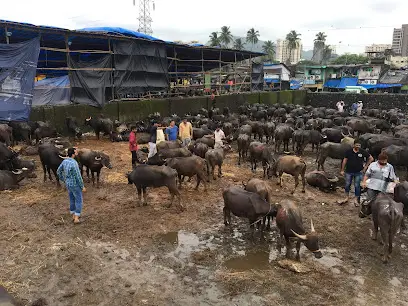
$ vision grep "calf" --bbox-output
[243,178,274,229]
[205,145,231,180]
[359,193,403,263]
[127,165,182,210]
[223,186,277,236]
[165,156,208,190]
[237,134,251,165]
[34,125,57,143]
[276,200,322,261]
[249,142,275,178]
[268,155,306,193]
[292,130,310,155]
[77,149,113,187]
[274,124,293,153]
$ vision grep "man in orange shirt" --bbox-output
[179,118,193,147]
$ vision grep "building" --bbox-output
[275,39,302,65]
[385,55,408,69]
[392,24,408,56]
[365,44,392,58]
[263,63,291,90]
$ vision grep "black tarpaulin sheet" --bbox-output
[0,37,40,121]
[113,40,168,96]
[68,54,112,107]
[32,75,71,106]
[251,62,264,91]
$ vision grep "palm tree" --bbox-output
[246,28,260,50]
[285,30,301,64]
[209,32,221,47]
[219,26,233,48]
[233,38,245,50]
[312,32,327,63]
[262,40,276,61]
[314,32,327,44]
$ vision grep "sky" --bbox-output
[1,0,408,55]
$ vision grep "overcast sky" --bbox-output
[1,0,407,54]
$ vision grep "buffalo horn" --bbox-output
[95,156,102,161]
[12,169,22,175]
[310,220,315,233]
[291,230,307,241]
[22,167,28,171]
[341,131,346,137]
[328,176,339,183]
[85,117,91,121]
[59,155,68,159]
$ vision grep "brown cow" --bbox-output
[268,155,306,193]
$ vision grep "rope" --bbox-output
[249,203,273,227]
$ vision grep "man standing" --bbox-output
[165,120,178,141]
[213,126,225,149]
[357,101,363,116]
[57,148,86,224]
[351,102,358,115]
[336,100,344,112]
[129,126,138,167]
[179,118,193,147]
[148,121,159,158]
[340,139,374,206]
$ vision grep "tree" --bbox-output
[314,32,327,44]
[233,38,245,50]
[286,30,301,64]
[322,45,332,64]
[209,32,221,47]
[312,32,327,63]
[219,26,233,48]
[262,40,276,61]
[330,53,368,65]
[246,28,260,50]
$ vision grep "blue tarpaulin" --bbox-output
[324,79,341,88]
[0,37,40,121]
[265,78,280,84]
[338,77,358,88]
[360,83,402,89]
[32,75,71,106]
[78,27,162,41]
[290,80,302,90]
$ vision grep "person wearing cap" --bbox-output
[179,118,193,147]
[57,147,86,224]
[340,139,374,206]
[357,101,363,116]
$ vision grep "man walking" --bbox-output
[340,139,373,206]
[179,118,193,147]
[57,148,86,224]
[129,126,138,167]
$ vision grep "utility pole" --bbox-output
[134,0,154,35]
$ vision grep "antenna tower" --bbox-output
[136,0,154,35]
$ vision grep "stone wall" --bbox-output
[307,92,408,111]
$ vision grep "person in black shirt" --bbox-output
[340,139,373,206]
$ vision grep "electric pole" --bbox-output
[134,0,154,36]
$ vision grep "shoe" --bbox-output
[354,197,360,207]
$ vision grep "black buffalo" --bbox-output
[77,149,112,187]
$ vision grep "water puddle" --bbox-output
[223,246,279,271]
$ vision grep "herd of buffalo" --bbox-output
[2,102,408,263]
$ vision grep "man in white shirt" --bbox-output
[357,101,363,116]
[214,127,225,149]
[336,101,344,112]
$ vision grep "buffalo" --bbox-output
[205,145,231,180]
[38,143,66,186]
[274,124,293,153]
[305,171,338,192]
[268,155,306,193]
[77,149,113,187]
[317,142,352,172]
[66,117,82,139]
[0,168,30,190]
[0,124,13,146]
[84,117,113,140]
[165,156,208,190]
[237,134,251,165]
[249,142,275,178]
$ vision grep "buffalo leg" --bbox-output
[301,173,306,193]
[238,150,241,165]
[212,165,216,180]
[295,240,302,261]
[285,237,292,258]
[136,187,142,206]
[218,164,222,178]
[96,170,100,187]
[293,175,299,194]
[178,174,183,189]
[86,168,91,183]
[278,171,283,187]
[142,187,148,206]
[372,218,379,241]
[91,172,95,186]
[52,169,60,187]
[380,225,389,263]
[47,167,53,181]
[42,163,47,182]
[311,143,315,152]
[223,207,230,225]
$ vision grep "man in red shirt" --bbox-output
[129,126,138,168]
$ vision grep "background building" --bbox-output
[275,39,303,64]
[392,24,408,56]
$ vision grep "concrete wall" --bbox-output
[306,92,408,111]
[29,90,308,132]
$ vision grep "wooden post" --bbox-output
[174,46,178,93]
[234,51,237,93]
[108,38,115,102]
[201,48,205,95]
[5,26,9,44]
[250,55,253,92]
[219,50,222,95]
[64,34,70,81]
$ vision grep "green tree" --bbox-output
[314,32,327,44]
[219,26,233,48]
[286,30,301,64]
[330,53,368,65]
[209,32,221,47]
[233,38,245,50]
[246,28,260,50]
[262,40,276,61]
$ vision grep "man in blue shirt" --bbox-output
[165,120,179,141]
[57,148,86,224]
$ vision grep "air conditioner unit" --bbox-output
[309,75,315,80]
[315,75,321,80]
[331,74,337,78]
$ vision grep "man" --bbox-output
[351,102,358,116]
[336,100,345,112]
[179,118,193,147]
[357,101,363,116]
[362,151,398,200]
[213,126,225,149]
[57,148,86,224]
[165,120,178,141]
[129,126,138,167]
[340,139,374,206]
[148,121,159,158]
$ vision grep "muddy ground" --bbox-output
[1,137,408,306]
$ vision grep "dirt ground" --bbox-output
[1,137,408,306]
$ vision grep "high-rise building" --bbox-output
[365,44,392,58]
[392,24,408,56]
[275,39,302,64]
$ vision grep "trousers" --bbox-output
[345,172,362,197]
[148,142,157,158]
[68,187,83,216]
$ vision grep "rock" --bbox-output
[62,292,76,298]
[124,282,132,288]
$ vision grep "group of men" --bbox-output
[336,100,363,116]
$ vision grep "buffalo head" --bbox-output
[359,199,372,218]
[291,220,323,259]
[95,153,113,169]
